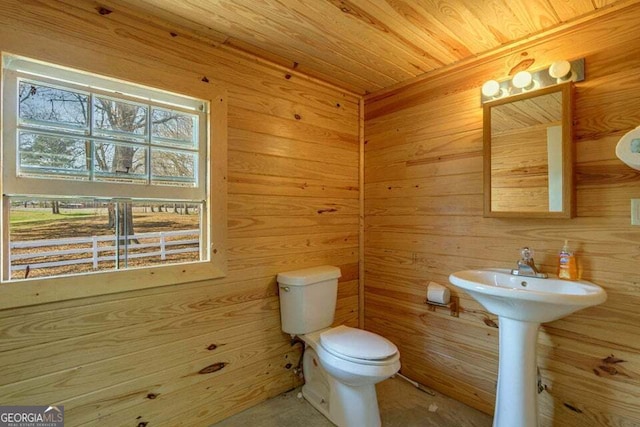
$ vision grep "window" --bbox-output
[1,55,227,307]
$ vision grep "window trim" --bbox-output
[5,69,207,200]
[0,54,228,309]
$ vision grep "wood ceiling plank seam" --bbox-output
[292,0,444,75]
[350,0,465,65]
[383,0,476,59]
[330,0,447,71]
[201,0,397,88]
[408,0,505,53]
[593,0,620,6]
[9,0,638,103]
[223,37,379,93]
[109,0,374,92]
[251,0,446,80]
[461,0,535,43]
[132,0,416,88]
[237,0,424,82]
[550,0,596,21]
[365,0,640,101]
[94,0,369,96]
[103,0,231,43]
[209,7,395,88]
[66,0,370,98]
[501,0,561,32]
[215,40,368,98]
[139,0,408,86]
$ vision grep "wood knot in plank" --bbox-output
[483,317,498,328]
[207,344,218,351]
[598,365,619,375]
[170,32,178,37]
[146,393,158,399]
[285,363,293,369]
[317,208,338,214]
[201,76,210,83]
[594,353,627,376]
[199,362,227,374]
[294,114,301,120]
[563,403,583,413]
[602,355,626,364]
[137,422,148,427]
[285,74,292,80]
[509,59,535,76]
[97,6,112,15]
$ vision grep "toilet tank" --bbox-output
[277,265,341,335]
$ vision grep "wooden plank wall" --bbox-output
[364,4,640,427]
[0,1,360,426]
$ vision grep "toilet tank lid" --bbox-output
[320,325,398,360]
[277,265,341,286]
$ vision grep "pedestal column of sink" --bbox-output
[449,269,607,427]
[494,317,540,427]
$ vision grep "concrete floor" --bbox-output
[212,376,493,427]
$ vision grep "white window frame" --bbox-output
[0,54,228,309]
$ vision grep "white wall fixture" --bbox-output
[482,79,501,98]
[480,58,584,103]
[615,125,640,170]
[548,60,572,81]
[512,71,533,89]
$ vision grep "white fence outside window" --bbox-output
[10,229,200,272]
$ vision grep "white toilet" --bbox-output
[277,265,401,427]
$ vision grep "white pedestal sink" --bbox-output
[449,269,606,427]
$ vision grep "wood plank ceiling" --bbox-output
[121,0,631,95]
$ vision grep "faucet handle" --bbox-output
[520,247,534,261]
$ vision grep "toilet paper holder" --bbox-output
[425,296,459,317]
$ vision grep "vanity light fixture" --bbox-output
[512,71,533,89]
[549,60,572,81]
[481,79,501,98]
[480,58,584,103]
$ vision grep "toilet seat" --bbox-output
[320,325,399,366]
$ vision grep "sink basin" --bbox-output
[449,268,606,427]
[449,268,607,323]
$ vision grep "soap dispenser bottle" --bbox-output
[557,240,578,280]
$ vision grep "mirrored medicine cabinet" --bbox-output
[483,82,574,218]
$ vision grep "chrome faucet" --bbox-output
[511,247,548,278]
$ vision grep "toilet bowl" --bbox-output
[277,266,401,427]
[300,326,400,427]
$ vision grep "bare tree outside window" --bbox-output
[17,81,198,239]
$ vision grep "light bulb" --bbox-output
[549,60,572,80]
[512,71,533,89]
[481,80,501,98]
